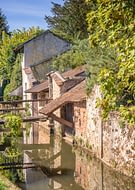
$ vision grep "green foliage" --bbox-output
[0,113,24,182]
[4,114,22,137]
[0,152,24,183]
[45,0,90,40]
[0,181,7,190]
[86,47,117,93]
[0,114,23,161]
[53,38,117,94]
[86,0,135,124]
[52,39,89,71]
[3,54,22,100]
[4,146,22,158]
[0,27,43,99]
[2,84,13,101]
[0,27,43,81]
[119,106,135,125]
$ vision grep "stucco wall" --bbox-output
[22,55,35,115]
[24,31,70,67]
[52,77,62,135]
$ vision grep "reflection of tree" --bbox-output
[0,120,24,184]
[0,151,24,183]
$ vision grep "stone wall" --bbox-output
[86,85,102,158]
[86,85,135,177]
[103,113,135,177]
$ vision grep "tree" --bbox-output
[3,54,22,100]
[86,0,135,124]
[0,8,9,40]
[0,27,43,99]
[53,38,116,92]
[45,0,91,40]
[0,27,43,81]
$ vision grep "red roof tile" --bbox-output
[25,81,48,93]
[62,65,86,78]
[39,80,86,115]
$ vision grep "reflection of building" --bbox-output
[75,150,103,190]
[74,148,135,190]
[24,153,50,190]
[24,125,84,190]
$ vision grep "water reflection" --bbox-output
[22,124,135,190]
[23,132,84,190]
[74,149,135,190]
[0,124,135,190]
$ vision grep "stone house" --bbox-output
[15,30,71,112]
[39,65,87,138]
[15,30,71,144]
[25,80,49,116]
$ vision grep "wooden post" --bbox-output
[49,113,73,128]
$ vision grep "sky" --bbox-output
[0,0,64,31]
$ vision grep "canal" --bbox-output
[0,124,135,190]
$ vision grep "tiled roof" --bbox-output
[51,65,86,86]
[39,80,86,115]
[25,65,86,93]
[62,65,86,78]
[25,81,49,93]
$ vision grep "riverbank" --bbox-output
[0,173,21,190]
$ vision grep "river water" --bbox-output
[1,124,135,190]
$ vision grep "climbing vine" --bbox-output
[86,0,135,124]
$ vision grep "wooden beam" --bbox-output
[49,113,73,128]
[23,116,47,122]
[0,107,26,111]
[0,98,51,105]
